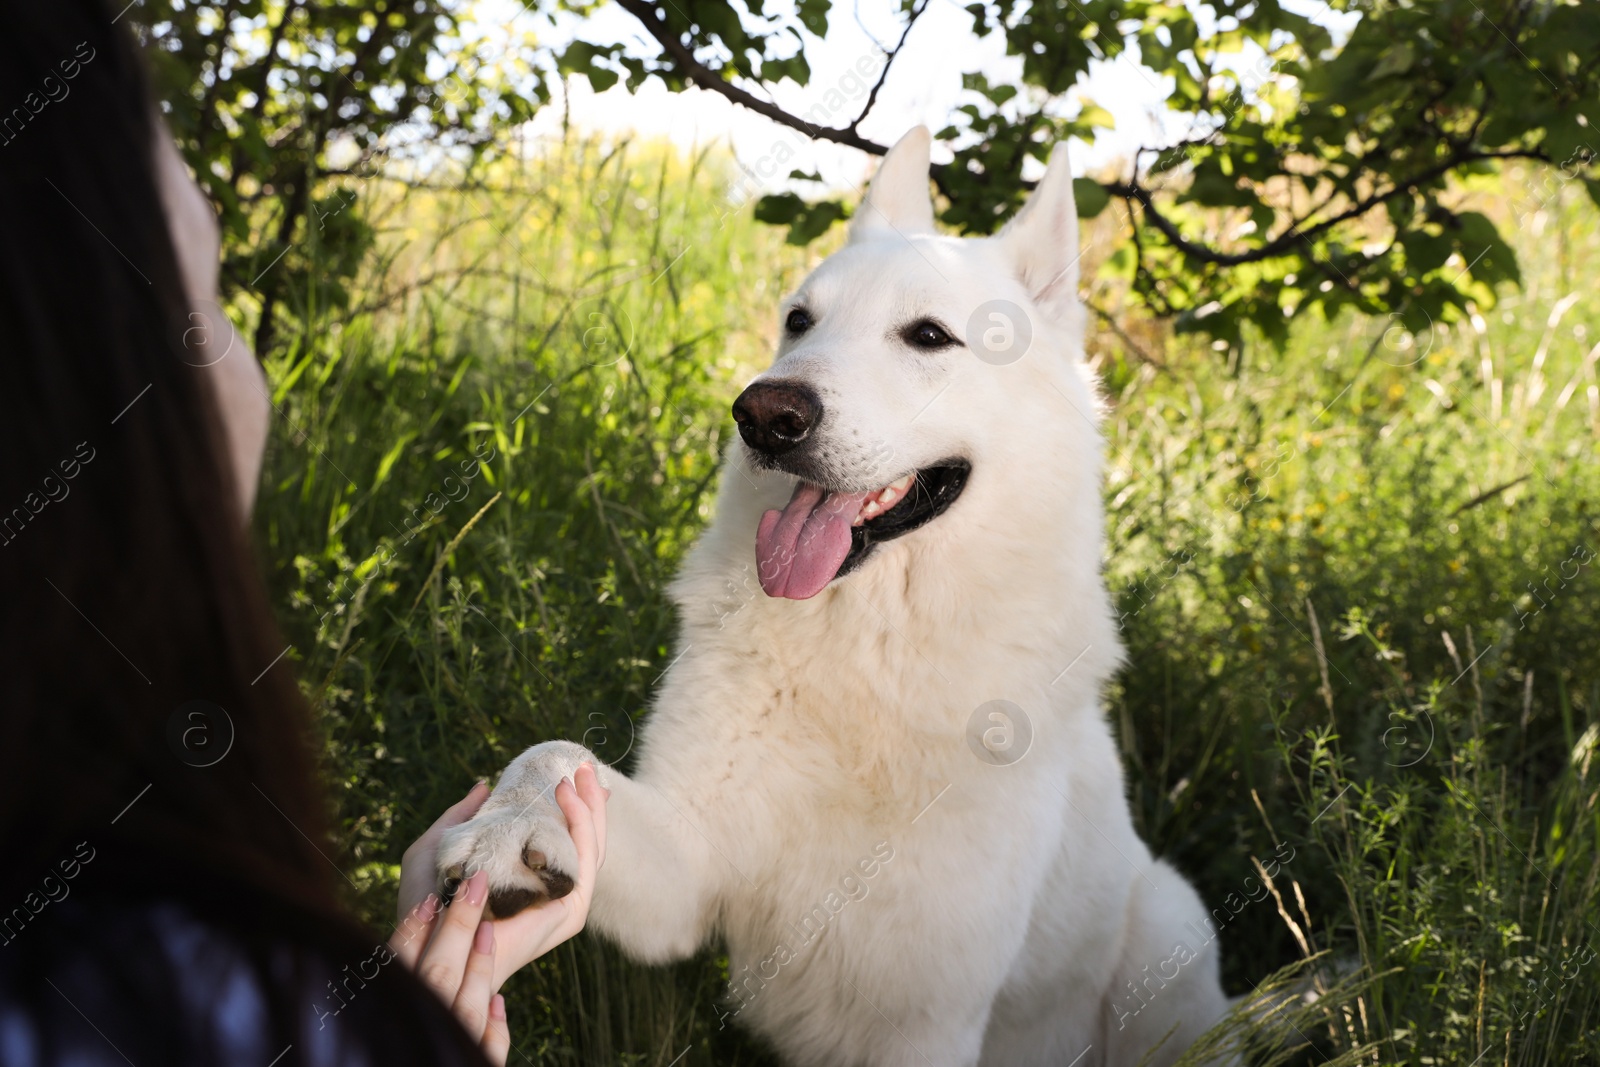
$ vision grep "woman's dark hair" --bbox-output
[0,3,485,1063]
[0,0,336,924]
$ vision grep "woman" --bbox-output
[0,2,605,1063]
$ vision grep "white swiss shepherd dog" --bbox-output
[438,126,1231,1067]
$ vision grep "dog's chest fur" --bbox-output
[640,449,1130,1061]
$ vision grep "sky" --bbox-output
[467,0,1355,197]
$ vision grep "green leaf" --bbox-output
[786,199,850,244]
[1454,211,1521,288]
[753,194,850,244]
[795,0,830,38]
[753,192,804,226]
[1074,178,1110,218]
[558,40,623,92]
[1101,243,1136,279]
[1369,42,1414,80]
[584,66,618,92]
[1400,229,1452,276]
[1077,103,1116,130]
[1542,117,1598,172]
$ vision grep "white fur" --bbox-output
[441,127,1230,1067]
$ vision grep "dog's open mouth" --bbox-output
[755,460,970,599]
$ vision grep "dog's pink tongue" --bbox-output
[756,482,871,599]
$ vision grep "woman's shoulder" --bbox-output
[0,891,484,1067]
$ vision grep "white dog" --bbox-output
[438,126,1231,1067]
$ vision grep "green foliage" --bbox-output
[549,0,1600,348]
[576,0,833,88]
[753,190,850,244]
[1072,177,1110,219]
[142,0,1600,356]
[963,0,1600,344]
[1101,161,1600,1061]
[259,136,1600,1063]
[133,0,544,352]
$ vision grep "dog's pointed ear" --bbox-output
[849,126,936,242]
[996,142,1081,316]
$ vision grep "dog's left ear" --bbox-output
[996,143,1081,317]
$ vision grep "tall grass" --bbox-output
[256,135,1600,1065]
[1104,164,1600,1064]
[259,137,803,1063]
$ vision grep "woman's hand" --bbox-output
[390,764,609,1024]
[389,869,511,1064]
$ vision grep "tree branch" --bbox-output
[612,0,885,154]
[848,0,929,135]
[613,0,1553,277]
[1104,147,1549,268]
[1085,294,1168,373]
[1126,199,1174,317]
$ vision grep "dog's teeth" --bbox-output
[856,476,917,524]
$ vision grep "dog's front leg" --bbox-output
[435,740,724,963]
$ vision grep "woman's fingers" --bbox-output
[416,869,489,1003]
[551,780,594,936]
[400,869,509,1059]
[535,767,607,949]
[397,780,491,923]
[480,994,510,1067]
[450,920,497,1043]
[555,773,598,893]
[388,893,441,971]
[573,762,608,869]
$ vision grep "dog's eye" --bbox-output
[904,319,956,350]
[785,308,813,335]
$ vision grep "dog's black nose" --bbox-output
[732,380,822,456]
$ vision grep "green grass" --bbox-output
[256,138,1600,1065]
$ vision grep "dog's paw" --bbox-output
[435,741,595,919]
[435,804,578,919]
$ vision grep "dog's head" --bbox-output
[735,126,1097,600]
